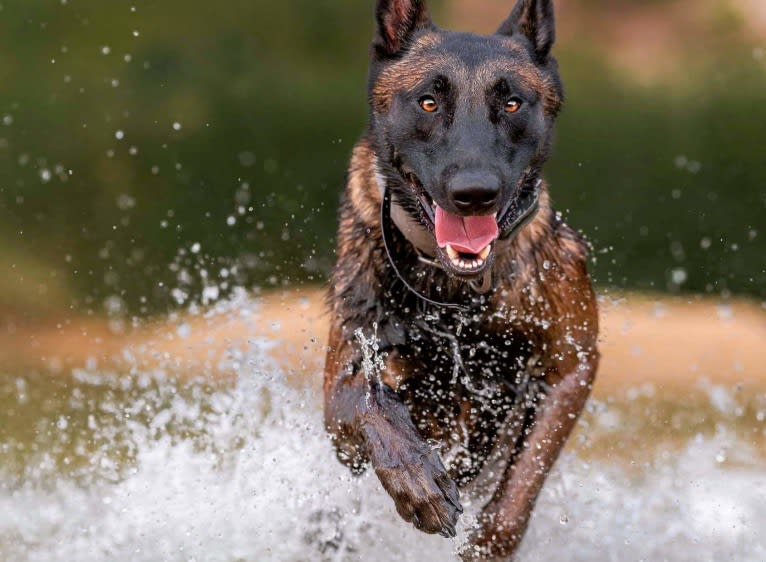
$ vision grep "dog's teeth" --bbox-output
[445,244,490,271]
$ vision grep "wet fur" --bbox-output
[324,1,599,559]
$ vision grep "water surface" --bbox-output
[1,312,765,561]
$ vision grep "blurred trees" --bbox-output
[0,0,763,316]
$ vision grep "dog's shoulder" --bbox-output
[503,190,590,279]
[327,137,388,323]
[343,136,381,229]
[492,193,596,332]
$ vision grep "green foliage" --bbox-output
[551,51,766,297]
[0,0,763,314]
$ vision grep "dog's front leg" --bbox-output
[465,360,596,560]
[324,333,463,537]
[463,329,599,560]
[462,359,598,560]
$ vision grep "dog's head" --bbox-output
[369,0,562,280]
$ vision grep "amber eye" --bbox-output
[505,98,522,113]
[419,96,438,113]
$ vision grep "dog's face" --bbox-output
[369,0,562,280]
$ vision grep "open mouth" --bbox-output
[416,192,498,278]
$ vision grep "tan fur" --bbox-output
[372,49,458,113]
[478,59,562,116]
[347,140,381,226]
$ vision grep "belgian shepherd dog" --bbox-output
[323,0,599,559]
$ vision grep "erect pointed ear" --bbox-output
[496,0,555,62]
[374,0,433,58]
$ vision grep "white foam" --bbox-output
[1,341,765,561]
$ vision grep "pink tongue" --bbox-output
[434,205,499,254]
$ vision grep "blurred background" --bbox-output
[1,2,765,561]
[1,0,764,323]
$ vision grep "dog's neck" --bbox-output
[373,164,439,259]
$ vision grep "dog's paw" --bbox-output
[373,445,463,537]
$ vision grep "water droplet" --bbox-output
[202,285,219,304]
[671,268,687,286]
[176,322,191,338]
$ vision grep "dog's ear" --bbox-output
[374,0,433,58]
[496,0,555,62]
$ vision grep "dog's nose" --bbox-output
[447,171,501,213]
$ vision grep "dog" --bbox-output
[323,0,599,559]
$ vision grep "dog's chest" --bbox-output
[402,308,539,388]
[395,311,544,485]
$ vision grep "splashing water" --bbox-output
[1,304,765,561]
[355,324,385,388]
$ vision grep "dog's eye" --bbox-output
[419,96,438,113]
[505,98,522,113]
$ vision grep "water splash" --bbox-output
[1,311,765,561]
[355,324,385,387]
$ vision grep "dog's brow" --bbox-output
[478,59,561,115]
[372,51,463,112]
[477,60,542,91]
[373,38,560,116]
